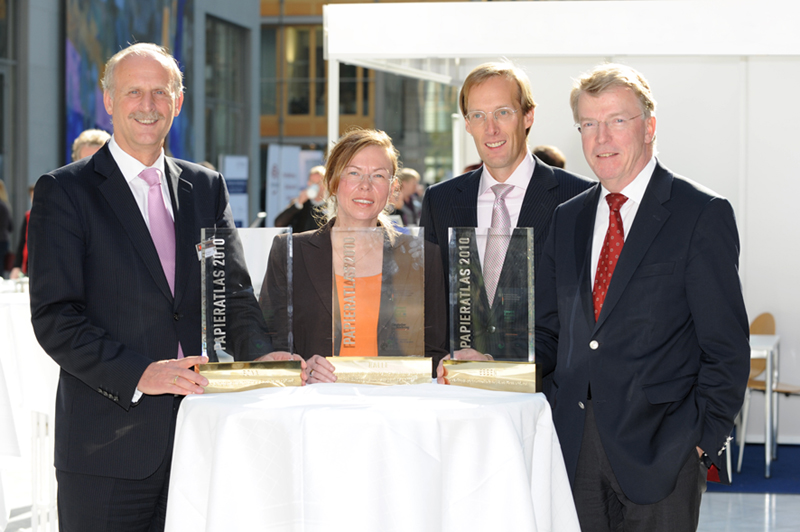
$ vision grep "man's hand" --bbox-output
[295,190,309,205]
[306,354,336,384]
[436,355,450,385]
[137,356,209,396]
[254,352,309,384]
[453,348,493,361]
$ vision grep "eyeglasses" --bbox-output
[340,168,392,186]
[464,107,519,126]
[575,114,644,135]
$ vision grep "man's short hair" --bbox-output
[71,129,111,162]
[533,145,566,169]
[459,62,537,135]
[570,63,656,124]
[102,43,184,100]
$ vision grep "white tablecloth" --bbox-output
[165,383,579,532]
[0,289,61,528]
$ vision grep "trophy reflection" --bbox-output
[328,227,431,384]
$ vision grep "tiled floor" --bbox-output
[699,493,800,532]
[3,492,800,531]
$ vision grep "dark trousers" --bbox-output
[56,396,181,532]
[573,400,706,532]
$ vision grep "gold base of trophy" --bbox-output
[443,360,540,393]
[326,356,432,385]
[197,361,303,393]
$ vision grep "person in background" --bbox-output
[28,43,300,532]
[274,165,326,233]
[532,145,566,169]
[536,63,749,531]
[71,128,111,161]
[261,129,447,382]
[9,185,34,280]
[0,180,11,277]
[395,168,422,226]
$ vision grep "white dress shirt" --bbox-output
[476,152,535,264]
[108,136,176,402]
[590,156,657,286]
[108,135,174,226]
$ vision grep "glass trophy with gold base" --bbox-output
[197,227,302,391]
[443,227,539,393]
[327,227,431,385]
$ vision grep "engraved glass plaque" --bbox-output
[445,227,537,392]
[328,227,430,384]
[200,227,292,362]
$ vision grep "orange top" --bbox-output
[335,273,382,357]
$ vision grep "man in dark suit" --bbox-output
[536,63,750,531]
[28,43,296,532]
[420,62,592,361]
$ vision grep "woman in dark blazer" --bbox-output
[260,129,447,382]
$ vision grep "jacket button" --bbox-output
[489,326,496,333]
[589,340,599,350]
[174,313,180,321]
[578,401,585,409]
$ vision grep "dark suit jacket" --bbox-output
[28,144,265,480]
[260,221,448,372]
[420,156,593,356]
[535,160,750,504]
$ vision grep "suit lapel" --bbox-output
[517,158,560,238]
[450,169,481,228]
[299,224,334,318]
[167,159,193,308]
[595,163,672,330]
[95,146,174,302]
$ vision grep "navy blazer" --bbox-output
[28,144,264,480]
[536,160,750,503]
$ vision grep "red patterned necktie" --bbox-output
[592,193,628,321]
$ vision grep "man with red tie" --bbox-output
[535,63,750,531]
[28,43,297,531]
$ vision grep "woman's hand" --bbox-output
[254,352,309,384]
[306,354,337,384]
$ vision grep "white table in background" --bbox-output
[165,383,579,532]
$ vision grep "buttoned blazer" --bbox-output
[28,143,264,480]
[535,160,750,504]
[260,221,448,371]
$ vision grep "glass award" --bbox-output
[327,226,431,385]
[198,227,301,391]
[443,227,540,393]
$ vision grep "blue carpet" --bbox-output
[707,443,800,494]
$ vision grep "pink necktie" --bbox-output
[593,193,628,321]
[140,168,182,358]
[484,184,513,306]
[139,168,176,294]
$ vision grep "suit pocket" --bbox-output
[642,374,696,404]
[633,262,675,279]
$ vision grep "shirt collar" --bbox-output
[108,135,166,184]
[599,155,656,205]
[478,151,535,196]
